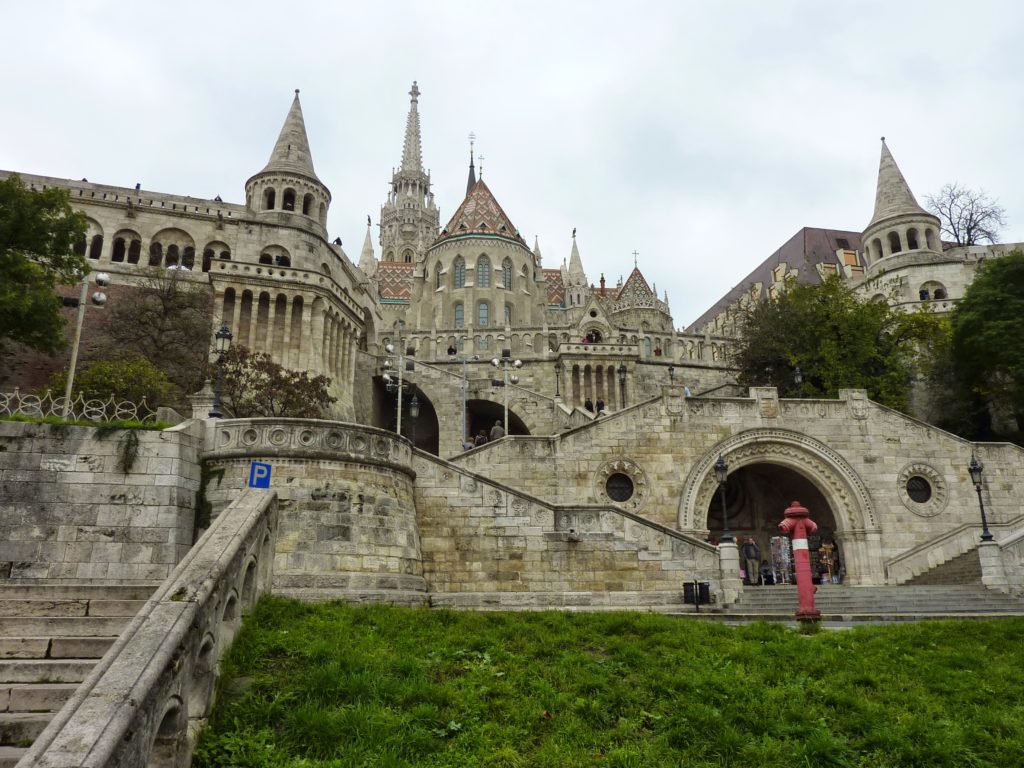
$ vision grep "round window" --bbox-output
[589,309,598,317]
[606,473,634,502]
[906,476,932,503]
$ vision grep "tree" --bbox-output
[0,174,88,360]
[951,250,1024,436]
[96,268,213,406]
[218,346,336,418]
[49,355,172,405]
[925,183,1007,246]
[732,276,943,412]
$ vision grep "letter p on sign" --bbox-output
[248,461,272,488]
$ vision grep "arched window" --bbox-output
[478,302,489,327]
[165,245,180,266]
[454,303,464,328]
[88,234,103,260]
[502,258,513,290]
[127,239,141,264]
[319,202,326,224]
[871,238,883,263]
[182,247,195,270]
[643,338,652,356]
[435,262,442,289]
[263,188,276,210]
[259,253,273,265]
[202,248,214,272]
[907,228,920,249]
[282,189,296,211]
[925,228,937,250]
[476,255,491,287]
[934,287,947,300]
[219,250,231,260]
[504,304,512,325]
[276,254,291,267]
[453,257,466,288]
[888,231,902,254]
[302,193,314,215]
[112,238,126,262]
[73,235,87,257]
[402,249,413,264]
[148,243,162,267]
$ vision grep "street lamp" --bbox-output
[408,393,420,448]
[617,363,627,409]
[554,359,562,399]
[383,340,415,437]
[209,323,233,418]
[968,454,993,542]
[491,349,522,434]
[62,271,110,419]
[667,365,675,385]
[714,454,732,543]
[794,366,803,395]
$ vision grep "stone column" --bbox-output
[718,541,744,606]
[979,540,1009,593]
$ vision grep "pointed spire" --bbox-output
[533,235,542,264]
[259,90,322,182]
[866,138,930,228]
[400,82,423,174]
[466,133,477,194]
[359,216,377,278]
[568,232,587,285]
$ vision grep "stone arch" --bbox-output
[678,429,881,584]
[147,695,185,768]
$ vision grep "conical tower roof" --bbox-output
[432,179,527,249]
[257,90,323,183]
[400,82,424,175]
[359,218,377,278]
[567,232,587,285]
[866,139,930,229]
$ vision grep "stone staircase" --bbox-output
[905,548,983,585]
[0,584,156,768]
[720,583,1024,622]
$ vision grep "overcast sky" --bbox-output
[3,1,1022,327]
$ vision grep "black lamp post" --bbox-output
[209,323,233,418]
[714,454,732,543]
[794,366,803,397]
[617,363,627,408]
[554,359,562,398]
[968,454,993,542]
[667,365,675,385]
[408,393,420,448]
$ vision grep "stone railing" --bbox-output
[21,488,278,768]
[0,388,157,423]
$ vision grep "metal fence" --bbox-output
[0,389,157,423]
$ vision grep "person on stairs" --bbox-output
[742,537,761,586]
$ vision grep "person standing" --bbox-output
[489,420,505,441]
[473,430,488,447]
[595,398,605,414]
[741,537,761,586]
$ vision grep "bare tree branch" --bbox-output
[925,182,1007,246]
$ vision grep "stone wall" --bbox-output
[413,451,719,609]
[0,420,202,581]
[202,418,425,603]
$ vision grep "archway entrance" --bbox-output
[466,398,529,443]
[705,463,840,583]
[372,378,440,455]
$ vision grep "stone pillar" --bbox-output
[718,541,744,606]
[979,540,1009,593]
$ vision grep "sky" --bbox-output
[3,1,1022,327]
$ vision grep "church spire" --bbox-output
[866,137,929,229]
[466,133,477,194]
[400,82,424,174]
[258,89,322,182]
[359,215,377,278]
[568,229,587,285]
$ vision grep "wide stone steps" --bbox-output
[723,584,1024,619]
[0,583,157,766]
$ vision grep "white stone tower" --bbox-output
[379,82,440,264]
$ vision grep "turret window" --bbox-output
[263,188,276,210]
[907,228,920,249]
[454,303,464,328]
[453,257,466,288]
[925,228,937,250]
[477,255,491,287]
[282,189,296,211]
[302,193,314,216]
[502,258,513,290]
[888,231,903,254]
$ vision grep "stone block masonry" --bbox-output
[0,420,202,581]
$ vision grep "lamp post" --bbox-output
[968,454,993,542]
[667,365,675,385]
[408,393,420,448]
[491,349,522,434]
[793,366,803,396]
[383,340,415,437]
[62,271,110,419]
[554,359,562,399]
[714,454,732,543]
[209,323,233,418]
[617,363,627,409]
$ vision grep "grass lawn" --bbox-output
[195,597,1024,768]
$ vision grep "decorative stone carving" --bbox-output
[897,462,949,517]
[594,457,649,511]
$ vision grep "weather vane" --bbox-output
[478,154,485,178]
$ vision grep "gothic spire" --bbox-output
[866,138,929,229]
[466,133,477,194]
[259,89,322,182]
[359,216,377,278]
[400,82,424,175]
[568,231,587,285]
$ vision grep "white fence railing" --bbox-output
[0,388,157,423]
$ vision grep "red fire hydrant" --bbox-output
[778,500,821,622]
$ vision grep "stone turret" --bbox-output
[245,90,331,240]
[379,82,440,264]
[565,231,588,307]
[862,139,941,266]
[359,218,377,281]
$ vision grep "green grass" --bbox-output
[195,597,1024,768]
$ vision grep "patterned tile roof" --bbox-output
[433,180,528,248]
[377,262,414,301]
[543,268,565,306]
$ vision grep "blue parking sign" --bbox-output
[248,461,272,488]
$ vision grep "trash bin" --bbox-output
[683,581,711,605]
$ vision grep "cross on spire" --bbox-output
[632,250,639,267]
[409,81,420,102]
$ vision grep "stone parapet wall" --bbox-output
[0,420,202,581]
[19,488,278,768]
[413,452,719,606]
[203,418,425,603]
